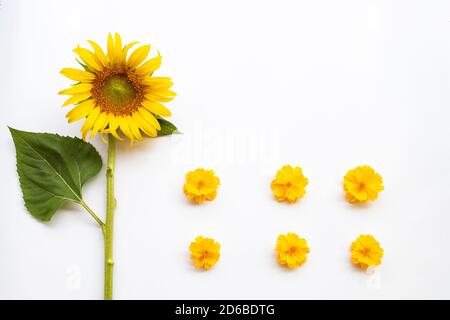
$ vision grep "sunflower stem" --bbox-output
[104,134,116,300]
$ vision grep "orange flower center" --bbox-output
[91,65,145,116]
[287,246,298,254]
[197,180,205,188]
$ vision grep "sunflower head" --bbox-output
[59,33,176,142]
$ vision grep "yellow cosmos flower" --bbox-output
[351,234,384,269]
[276,233,310,269]
[183,169,220,204]
[271,165,308,203]
[343,165,384,204]
[189,236,221,270]
[59,32,176,141]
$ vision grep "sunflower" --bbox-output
[59,33,176,141]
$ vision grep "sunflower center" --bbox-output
[91,65,145,116]
[102,75,136,108]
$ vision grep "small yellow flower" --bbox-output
[351,234,384,269]
[183,168,220,204]
[189,236,221,270]
[276,233,310,269]
[343,165,384,204]
[271,165,308,203]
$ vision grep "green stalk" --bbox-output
[80,200,105,228]
[104,134,116,300]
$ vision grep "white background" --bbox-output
[0,0,449,300]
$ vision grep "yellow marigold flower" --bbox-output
[351,234,384,269]
[183,169,220,204]
[343,165,384,204]
[276,233,310,269]
[271,165,308,203]
[189,236,221,270]
[59,32,176,142]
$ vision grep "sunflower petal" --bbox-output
[59,83,93,95]
[118,116,134,141]
[127,45,151,69]
[144,91,175,102]
[143,78,173,90]
[142,76,172,85]
[122,41,138,60]
[60,68,95,82]
[114,33,124,64]
[62,93,92,107]
[81,107,101,139]
[132,111,157,137]
[107,33,116,65]
[66,99,96,123]
[141,99,171,116]
[87,40,108,67]
[106,113,124,141]
[138,107,161,130]
[127,116,142,140]
[90,111,108,138]
[73,47,103,72]
[136,54,162,76]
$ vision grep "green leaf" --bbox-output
[9,127,102,221]
[157,117,181,136]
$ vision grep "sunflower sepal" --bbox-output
[156,117,181,136]
[9,127,103,222]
